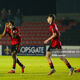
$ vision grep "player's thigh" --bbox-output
[46,45,58,56]
[11,44,19,56]
[46,45,55,58]
[11,51,17,57]
[46,51,52,58]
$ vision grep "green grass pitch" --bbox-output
[0,56,80,80]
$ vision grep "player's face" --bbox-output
[47,17,53,24]
[8,22,13,29]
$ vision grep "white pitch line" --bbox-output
[0,73,47,76]
[0,72,70,76]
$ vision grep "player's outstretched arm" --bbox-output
[44,32,57,44]
[47,33,56,41]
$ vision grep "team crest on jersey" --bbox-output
[13,30,17,33]
[52,28,54,31]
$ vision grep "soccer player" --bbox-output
[0,21,25,73]
[44,14,74,76]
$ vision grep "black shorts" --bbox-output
[11,44,20,53]
[47,45,62,52]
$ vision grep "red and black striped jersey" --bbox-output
[6,27,22,45]
[49,23,61,48]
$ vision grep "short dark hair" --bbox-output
[6,21,14,25]
[9,21,14,25]
[48,14,55,21]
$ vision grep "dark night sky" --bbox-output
[0,0,56,15]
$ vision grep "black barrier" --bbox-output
[0,24,5,34]
[2,45,46,56]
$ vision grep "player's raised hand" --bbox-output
[44,39,49,44]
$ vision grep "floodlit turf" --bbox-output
[0,56,80,80]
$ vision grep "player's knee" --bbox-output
[46,53,48,58]
[60,57,67,63]
[12,53,16,58]
[46,54,50,59]
[46,51,51,59]
[59,56,64,60]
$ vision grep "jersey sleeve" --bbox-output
[50,26,55,34]
[6,27,10,35]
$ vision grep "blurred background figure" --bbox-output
[7,9,14,21]
[1,8,7,25]
[15,8,22,26]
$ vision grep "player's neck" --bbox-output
[50,22,54,25]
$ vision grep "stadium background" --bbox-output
[0,0,80,56]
